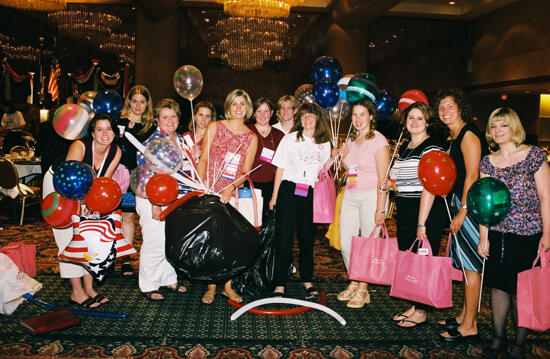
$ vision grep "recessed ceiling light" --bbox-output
[449,1,456,4]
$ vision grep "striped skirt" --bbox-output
[449,194,483,272]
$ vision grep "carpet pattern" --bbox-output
[1,203,550,359]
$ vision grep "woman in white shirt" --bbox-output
[273,95,296,135]
[269,102,336,299]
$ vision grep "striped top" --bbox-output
[391,136,444,198]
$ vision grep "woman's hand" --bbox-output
[380,178,392,192]
[539,233,550,252]
[220,187,233,204]
[269,197,276,210]
[152,205,162,220]
[450,211,467,234]
[478,235,490,259]
[416,225,427,240]
[191,145,202,161]
[374,211,385,226]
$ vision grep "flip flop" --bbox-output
[272,292,284,297]
[392,313,409,322]
[396,319,427,328]
[142,290,164,301]
[440,328,479,342]
[70,296,99,308]
[163,283,187,294]
[439,317,460,330]
[121,262,134,276]
[92,293,109,305]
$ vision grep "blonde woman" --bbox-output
[273,95,296,135]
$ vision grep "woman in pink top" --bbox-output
[337,99,390,308]
[197,89,258,304]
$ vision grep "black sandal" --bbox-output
[92,293,109,305]
[439,317,460,330]
[142,290,164,301]
[70,296,98,308]
[163,283,187,294]
[304,286,319,300]
[121,262,134,276]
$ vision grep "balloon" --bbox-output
[346,73,378,103]
[84,177,122,215]
[398,89,429,114]
[230,297,346,325]
[41,192,80,228]
[467,177,511,226]
[145,174,179,206]
[327,98,350,120]
[375,90,398,120]
[173,65,203,100]
[144,138,183,174]
[53,160,95,199]
[77,91,97,114]
[313,80,339,109]
[129,164,156,198]
[294,84,315,107]
[337,74,354,100]
[311,56,343,83]
[418,150,457,196]
[93,90,124,120]
[52,104,91,140]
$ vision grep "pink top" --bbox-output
[342,130,388,192]
[205,121,255,193]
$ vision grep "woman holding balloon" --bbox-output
[181,100,216,160]
[336,99,390,308]
[273,95,297,135]
[477,108,550,359]
[42,113,122,308]
[432,89,489,341]
[118,84,155,276]
[135,98,190,301]
[197,89,258,304]
[389,102,449,327]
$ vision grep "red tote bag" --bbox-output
[313,166,336,224]
[0,242,36,278]
[348,225,398,285]
[517,250,550,331]
[390,238,453,308]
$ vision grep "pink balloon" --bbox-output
[52,104,91,140]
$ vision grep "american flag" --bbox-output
[47,58,61,102]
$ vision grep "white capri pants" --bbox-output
[339,189,378,272]
[43,168,88,278]
[135,196,178,293]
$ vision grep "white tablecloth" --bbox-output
[14,163,41,179]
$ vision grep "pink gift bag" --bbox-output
[0,242,36,278]
[313,166,335,224]
[517,250,550,331]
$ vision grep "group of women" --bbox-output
[44,84,549,359]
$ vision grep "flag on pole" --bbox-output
[48,59,61,102]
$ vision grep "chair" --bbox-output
[0,158,42,226]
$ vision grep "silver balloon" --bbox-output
[173,65,203,100]
[329,99,350,119]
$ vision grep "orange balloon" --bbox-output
[84,177,122,215]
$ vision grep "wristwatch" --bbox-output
[460,203,468,210]
[417,224,425,228]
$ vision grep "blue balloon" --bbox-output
[375,90,397,120]
[313,80,339,109]
[93,90,123,121]
[53,160,94,199]
[311,56,343,83]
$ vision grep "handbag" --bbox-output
[348,225,398,285]
[229,176,262,230]
[517,250,550,331]
[390,237,453,308]
[325,188,345,250]
[0,242,36,278]
[313,165,336,224]
[445,233,464,282]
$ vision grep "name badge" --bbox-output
[117,125,125,138]
[183,133,194,148]
[260,147,275,163]
[418,248,429,256]
[221,152,241,181]
[346,164,358,189]
[294,183,309,197]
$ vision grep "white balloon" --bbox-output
[230,297,346,325]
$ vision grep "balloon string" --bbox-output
[478,230,488,312]
[209,143,243,193]
[190,100,196,145]
[379,128,404,194]
[443,196,469,286]
[329,112,336,147]
[216,165,262,194]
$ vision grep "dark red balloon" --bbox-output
[41,192,80,228]
[84,177,122,215]
[418,150,457,196]
[146,174,179,206]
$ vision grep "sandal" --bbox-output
[347,289,370,308]
[121,262,134,276]
[202,289,216,304]
[92,293,109,305]
[70,296,100,308]
[164,283,187,294]
[142,290,164,301]
[222,289,243,303]
[304,286,319,300]
[337,284,358,301]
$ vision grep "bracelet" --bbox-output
[377,210,385,214]
[232,183,236,190]
[417,224,426,228]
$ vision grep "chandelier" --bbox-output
[48,9,122,45]
[0,33,39,63]
[0,0,65,11]
[210,16,289,70]
[99,33,136,65]
[217,0,304,18]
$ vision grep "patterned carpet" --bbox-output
[1,200,549,359]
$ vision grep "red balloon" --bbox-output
[41,192,80,228]
[145,174,179,206]
[418,150,457,196]
[84,177,122,215]
[398,89,429,114]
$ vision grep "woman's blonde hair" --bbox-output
[486,107,525,148]
[349,99,377,141]
[121,84,154,135]
[224,89,253,120]
[276,95,296,123]
[154,98,181,121]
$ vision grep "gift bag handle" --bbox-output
[531,249,549,268]
[366,224,390,240]
[231,174,260,229]
[407,237,433,256]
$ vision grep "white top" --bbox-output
[273,122,290,135]
[271,131,331,187]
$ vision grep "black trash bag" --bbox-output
[165,194,260,283]
[232,209,293,297]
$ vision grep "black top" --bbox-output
[448,122,490,198]
[79,136,119,177]
[117,118,155,171]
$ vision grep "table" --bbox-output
[13,159,41,184]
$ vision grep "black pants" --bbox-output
[253,180,274,220]
[395,195,448,310]
[274,180,315,286]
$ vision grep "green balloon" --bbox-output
[467,177,511,226]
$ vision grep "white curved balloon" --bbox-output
[230,297,346,325]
